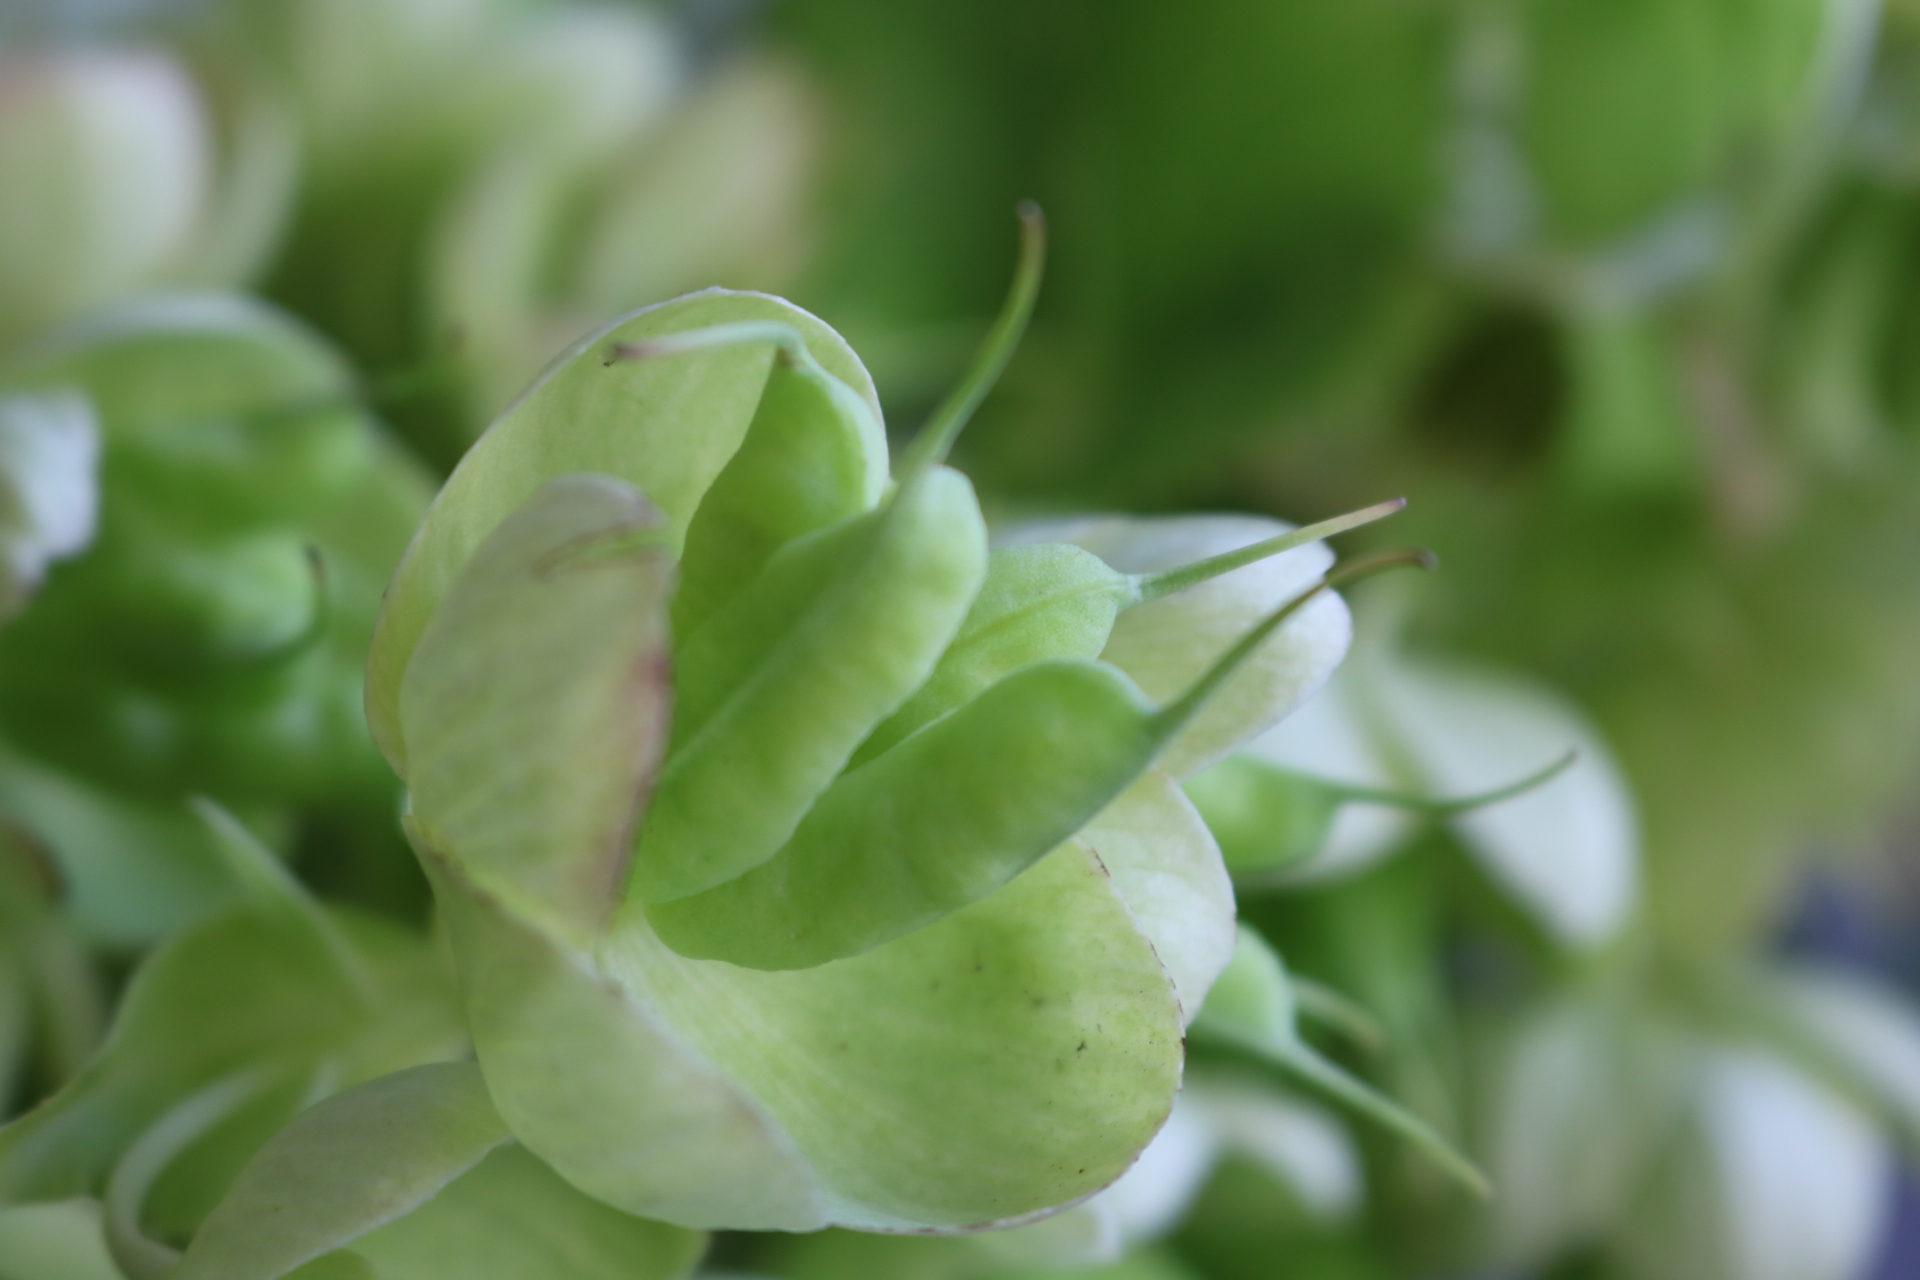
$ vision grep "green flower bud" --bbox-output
[360,229,1382,1231]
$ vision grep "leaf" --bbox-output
[1004,515,1351,778]
[366,290,881,770]
[173,1063,511,1280]
[400,474,675,942]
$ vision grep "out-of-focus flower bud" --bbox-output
[1622,1047,1891,1280]
[235,0,818,464]
[434,55,818,429]
[0,295,430,807]
[0,52,210,352]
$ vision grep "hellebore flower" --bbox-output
[358,215,1381,1232]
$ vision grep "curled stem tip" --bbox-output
[1132,497,1409,604]
[1157,546,1435,733]
[897,203,1048,481]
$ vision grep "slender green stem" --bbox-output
[1131,498,1408,604]
[1153,547,1436,737]
[1271,1040,1491,1199]
[1289,977,1386,1054]
[1325,750,1579,816]
[895,203,1047,481]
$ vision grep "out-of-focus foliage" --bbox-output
[1,0,1919,1278]
[190,0,817,467]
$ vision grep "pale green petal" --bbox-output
[1080,771,1235,1027]
[367,290,882,770]
[0,740,232,948]
[608,840,1184,1229]
[1776,964,1920,1149]
[0,904,461,1203]
[968,1200,1122,1271]
[0,1199,120,1280]
[1006,515,1350,778]
[0,392,98,616]
[1378,656,1639,947]
[401,475,674,942]
[161,81,301,291]
[173,1064,508,1280]
[570,58,814,319]
[1699,1050,1890,1280]
[353,1144,704,1280]
[418,839,827,1232]
[1480,998,1685,1267]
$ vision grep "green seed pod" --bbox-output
[364,224,1382,1231]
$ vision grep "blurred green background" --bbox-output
[6,0,1920,1277]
